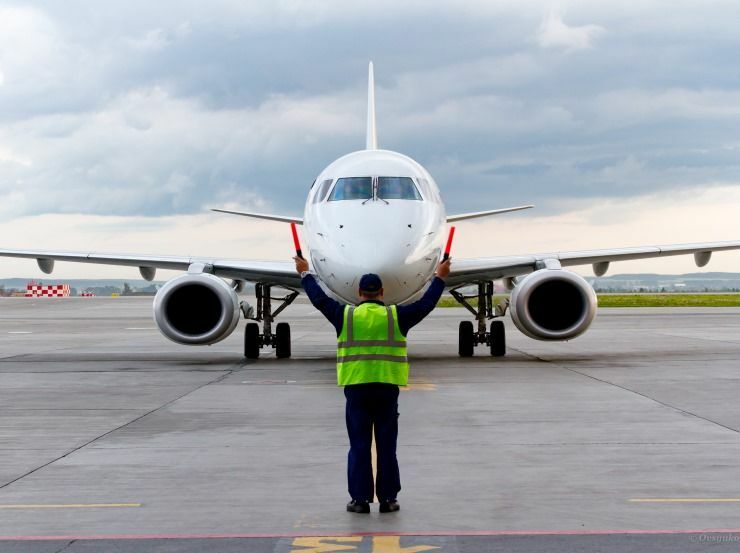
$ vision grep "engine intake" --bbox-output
[153,273,240,345]
[510,269,597,341]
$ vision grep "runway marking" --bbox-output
[630,498,740,503]
[371,536,439,552]
[290,536,361,552]
[125,327,156,330]
[371,431,378,503]
[241,380,298,384]
[0,503,141,510]
[290,536,439,552]
[7,529,740,541]
[7,331,32,334]
[401,380,436,392]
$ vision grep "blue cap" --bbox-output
[359,273,383,293]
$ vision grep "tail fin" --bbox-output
[366,62,378,150]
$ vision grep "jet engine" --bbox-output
[153,273,240,345]
[510,269,597,341]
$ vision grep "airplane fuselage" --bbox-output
[303,149,446,304]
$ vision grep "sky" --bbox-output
[1,0,740,279]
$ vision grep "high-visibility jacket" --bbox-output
[336,303,409,386]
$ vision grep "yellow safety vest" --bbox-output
[336,303,409,386]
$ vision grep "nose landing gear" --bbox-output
[243,283,299,359]
[451,281,507,357]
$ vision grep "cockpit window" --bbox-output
[328,177,372,201]
[377,177,422,200]
[313,179,333,203]
[327,176,424,201]
[418,178,439,203]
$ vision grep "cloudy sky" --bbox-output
[1,0,740,279]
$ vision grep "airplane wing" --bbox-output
[0,248,301,288]
[211,208,303,225]
[446,240,740,287]
[446,205,534,222]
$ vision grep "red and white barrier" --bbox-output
[25,284,71,298]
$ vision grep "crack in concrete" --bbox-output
[511,346,740,437]
[0,368,236,491]
[53,539,76,553]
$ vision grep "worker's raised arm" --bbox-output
[294,257,346,335]
[395,258,450,335]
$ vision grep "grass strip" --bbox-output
[596,294,740,307]
[437,294,740,308]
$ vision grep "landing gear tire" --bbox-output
[451,281,508,359]
[243,284,299,360]
[490,320,506,357]
[459,321,474,357]
[275,322,291,359]
[244,322,260,359]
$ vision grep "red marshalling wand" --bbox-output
[290,223,303,259]
[443,226,455,261]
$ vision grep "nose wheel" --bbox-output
[452,281,507,357]
[243,283,298,359]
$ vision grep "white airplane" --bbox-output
[2,63,740,360]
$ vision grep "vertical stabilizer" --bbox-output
[366,62,378,150]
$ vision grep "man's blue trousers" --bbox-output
[344,383,401,502]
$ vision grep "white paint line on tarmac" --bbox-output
[7,331,32,334]
[125,327,156,330]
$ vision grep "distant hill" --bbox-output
[586,272,740,292]
[3,273,740,295]
[0,278,166,297]
[0,277,256,297]
[0,278,164,290]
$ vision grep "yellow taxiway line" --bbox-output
[630,498,740,503]
[0,503,141,509]
[371,432,378,503]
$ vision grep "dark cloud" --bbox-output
[2,1,740,221]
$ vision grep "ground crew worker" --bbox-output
[294,256,451,514]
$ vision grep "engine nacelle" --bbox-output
[153,273,240,345]
[510,269,597,341]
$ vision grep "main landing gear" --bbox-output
[450,281,507,358]
[243,283,299,359]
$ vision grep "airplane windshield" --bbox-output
[328,176,423,201]
[377,177,422,200]
[328,177,372,201]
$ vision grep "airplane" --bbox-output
[2,62,740,360]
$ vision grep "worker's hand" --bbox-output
[294,256,309,274]
[436,257,451,279]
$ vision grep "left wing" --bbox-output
[0,248,301,288]
[446,240,740,286]
[446,205,534,222]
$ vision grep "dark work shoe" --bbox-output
[346,499,370,514]
[379,499,400,513]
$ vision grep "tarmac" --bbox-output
[1,296,740,552]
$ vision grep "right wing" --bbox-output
[446,205,534,222]
[446,240,740,287]
[0,248,301,288]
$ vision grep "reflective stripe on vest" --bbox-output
[336,304,409,386]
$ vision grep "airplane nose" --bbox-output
[311,201,439,304]
[336,212,431,302]
[347,215,410,266]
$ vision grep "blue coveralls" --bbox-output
[301,275,445,501]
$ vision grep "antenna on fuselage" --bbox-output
[366,62,378,150]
